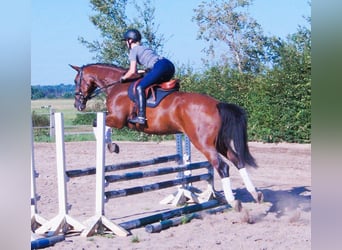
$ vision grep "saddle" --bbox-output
[128,79,180,108]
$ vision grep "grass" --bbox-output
[131,235,140,243]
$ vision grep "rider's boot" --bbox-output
[128,85,146,125]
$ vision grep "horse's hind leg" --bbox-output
[208,153,242,212]
[215,157,242,211]
[227,148,263,203]
[239,168,263,203]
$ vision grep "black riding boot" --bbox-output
[129,85,146,124]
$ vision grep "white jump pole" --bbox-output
[31,120,47,231]
[81,112,129,237]
[36,113,85,236]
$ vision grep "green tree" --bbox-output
[79,0,165,67]
[266,24,311,142]
[193,0,268,73]
[131,0,166,55]
[31,86,45,99]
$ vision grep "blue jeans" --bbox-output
[138,58,175,90]
[131,58,175,121]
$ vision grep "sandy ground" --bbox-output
[32,140,311,249]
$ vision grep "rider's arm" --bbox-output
[122,60,137,81]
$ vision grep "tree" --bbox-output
[266,23,311,142]
[192,0,267,73]
[131,0,166,55]
[79,0,165,67]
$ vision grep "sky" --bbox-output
[31,0,310,86]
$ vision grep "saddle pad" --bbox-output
[128,82,178,108]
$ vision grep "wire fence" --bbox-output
[32,107,97,141]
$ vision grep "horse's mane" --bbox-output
[82,63,127,71]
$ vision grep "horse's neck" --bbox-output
[95,68,125,93]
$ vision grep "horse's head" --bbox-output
[70,64,98,111]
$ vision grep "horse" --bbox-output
[70,63,263,211]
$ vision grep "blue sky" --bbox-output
[31,0,310,86]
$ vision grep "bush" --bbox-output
[72,112,96,125]
[31,111,50,140]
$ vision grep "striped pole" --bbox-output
[66,154,181,178]
[105,161,211,183]
[31,235,65,249]
[105,173,212,199]
[145,213,198,233]
[119,199,219,230]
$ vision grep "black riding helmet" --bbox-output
[123,29,142,42]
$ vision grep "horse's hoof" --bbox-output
[257,191,264,203]
[251,191,264,203]
[107,143,120,154]
[232,200,242,212]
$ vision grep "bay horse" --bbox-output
[70,63,263,211]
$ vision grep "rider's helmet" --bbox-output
[123,29,142,42]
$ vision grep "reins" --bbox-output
[86,75,144,100]
[75,65,144,102]
[85,80,121,100]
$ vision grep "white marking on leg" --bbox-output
[239,168,256,193]
[92,127,98,141]
[104,126,112,144]
[221,177,235,203]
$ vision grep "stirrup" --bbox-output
[128,116,146,125]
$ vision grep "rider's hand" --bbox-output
[120,77,126,83]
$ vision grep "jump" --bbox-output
[70,63,263,211]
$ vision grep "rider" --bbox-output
[121,29,175,125]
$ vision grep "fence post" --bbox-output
[35,112,85,236]
[81,112,129,237]
[49,107,55,139]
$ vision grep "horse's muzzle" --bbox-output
[74,100,86,111]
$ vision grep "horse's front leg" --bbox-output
[104,126,120,153]
[92,118,120,154]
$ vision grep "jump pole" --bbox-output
[31,120,47,231]
[119,199,219,231]
[35,113,85,236]
[81,112,129,237]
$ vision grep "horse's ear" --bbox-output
[69,64,80,72]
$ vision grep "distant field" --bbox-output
[31,98,100,126]
[31,98,74,111]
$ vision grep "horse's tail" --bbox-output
[216,102,257,168]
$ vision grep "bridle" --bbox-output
[74,67,121,102]
[74,67,88,104]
